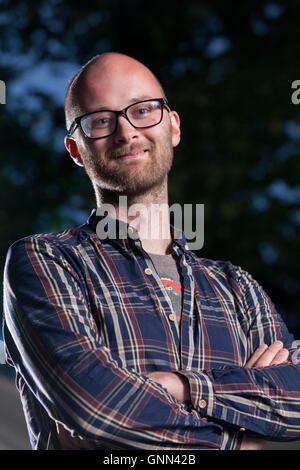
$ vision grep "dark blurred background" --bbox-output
[0,0,300,450]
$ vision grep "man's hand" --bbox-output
[245,341,289,368]
[146,371,191,403]
[146,341,289,450]
[240,340,289,450]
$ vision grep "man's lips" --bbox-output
[116,150,148,161]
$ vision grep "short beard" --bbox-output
[82,137,174,200]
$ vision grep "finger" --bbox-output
[245,344,268,368]
[254,341,284,367]
[271,348,289,365]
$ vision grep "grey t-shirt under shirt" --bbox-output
[148,252,183,324]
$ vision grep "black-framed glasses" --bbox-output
[66,98,170,140]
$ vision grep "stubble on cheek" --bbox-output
[79,128,174,194]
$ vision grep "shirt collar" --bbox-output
[86,208,190,253]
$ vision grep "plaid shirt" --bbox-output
[3,209,300,450]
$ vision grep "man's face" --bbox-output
[66,56,180,197]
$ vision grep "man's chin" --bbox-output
[90,152,172,198]
[108,179,163,196]
[94,172,167,197]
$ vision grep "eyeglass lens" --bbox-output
[81,100,163,138]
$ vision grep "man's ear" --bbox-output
[64,136,84,167]
[169,111,181,148]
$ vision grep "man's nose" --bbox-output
[113,114,139,143]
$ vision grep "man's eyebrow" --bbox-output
[86,96,159,113]
[128,95,155,103]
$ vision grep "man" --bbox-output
[3,52,300,450]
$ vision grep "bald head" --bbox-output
[64,52,166,131]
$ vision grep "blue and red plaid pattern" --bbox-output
[3,209,300,449]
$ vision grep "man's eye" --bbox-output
[133,105,154,117]
[92,117,112,127]
[137,108,149,114]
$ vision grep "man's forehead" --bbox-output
[74,57,163,110]
[82,54,154,80]
[65,53,166,127]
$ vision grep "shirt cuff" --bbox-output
[178,370,215,416]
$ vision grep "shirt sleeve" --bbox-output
[3,237,224,449]
[180,266,300,441]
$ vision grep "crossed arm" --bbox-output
[146,341,289,403]
[147,341,290,450]
[4,238,300,449]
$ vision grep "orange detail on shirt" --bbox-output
[161,278,182,292]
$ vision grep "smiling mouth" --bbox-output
[116,150,148,161]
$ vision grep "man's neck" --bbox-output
[95,184,173,255]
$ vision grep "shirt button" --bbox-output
[199,399,207,409]
[144,268,152,275]
[168,313,176,322]
[239,427,246,432]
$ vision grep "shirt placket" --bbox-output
[172,245,196,371]
[131,238,181,371]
